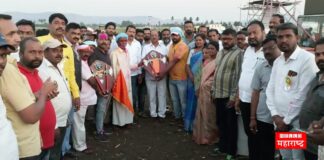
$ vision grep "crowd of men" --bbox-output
[0,12,323,160]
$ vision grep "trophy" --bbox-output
[142,50,168,77]
[90,60,114,95]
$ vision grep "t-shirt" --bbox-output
[18,63,56,149]
[168,41,189,80]
[80,60,97,106]
[0,57,40,158]
[0,95,19,160]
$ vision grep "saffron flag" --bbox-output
[151,58,160,74]
[112,70,134,114]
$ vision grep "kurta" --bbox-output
[110,47,134,126]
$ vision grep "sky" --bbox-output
[1,0,305,22]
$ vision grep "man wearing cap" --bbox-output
[111,33,134,126]
[88,32,112,141]
[38,38,73,160]
[0,33,19,160]
[17,37,58,159]
[159,27,189,121]
[0,14,57,159]
[72,44,98,154]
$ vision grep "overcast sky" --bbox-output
[1,0,305,22]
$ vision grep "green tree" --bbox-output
[210,20,214,24]
[195,17,199,22]
[189,17,193,21]
[205,20,209,25]
[171,16,174,21]
[183,17,187,22]
[121,20,133,27]
[233,21,242,27]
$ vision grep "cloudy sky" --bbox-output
[1,0,305,21]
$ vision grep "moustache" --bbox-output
[56,28,64,32]
[73,37,80,41]
[317,60,324,65]
[55,55,63,59]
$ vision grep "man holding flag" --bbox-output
[110,33,134,127]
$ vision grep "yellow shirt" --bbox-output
[167,41,189,80]
[38,34,80,98]
[0,57,40,158]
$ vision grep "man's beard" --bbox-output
[248,40,261,47]
[317,60,324,72]
[144,37,150,41]
[185,30,193,35]
[27,60,42,69]
[163,38,170,44]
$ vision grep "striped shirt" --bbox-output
[212,46,243,100]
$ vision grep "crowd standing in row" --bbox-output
[0,12,324,160]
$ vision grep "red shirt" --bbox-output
[18,63,56,149]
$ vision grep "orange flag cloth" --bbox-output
[151,58,160,74]
[112,70,134,114]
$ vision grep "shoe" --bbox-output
[80,148,93,155]
[209,148,225,157]
[94,133,109,142]
[225,154,235,160]
[63,150,78,159]
[103,130,113,136]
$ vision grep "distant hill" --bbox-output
[5,12,182,25]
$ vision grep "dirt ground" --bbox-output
[77,112,227,160]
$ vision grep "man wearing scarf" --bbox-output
[110,33,134,127]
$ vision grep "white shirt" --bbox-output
[109,36,118,54]
[218,41,223,50]
[80,60,97,106]
[238,46,265,103]
[10,47,20,62]
[159,40,172,53]
[38,59,72,128]
[0,96,19,160]
[142,43,168,80]
[142,43,168,58]
[266,46,319,125]
[126,39,142,76]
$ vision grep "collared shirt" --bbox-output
[64,37,82,90]
[266,46,319,125]
[17,63,56,149]
[142,43,168,80]
[159,40,172,53]
[10,47,20,61]
[251,61,273,123]
[38,58,72,128]
[126,39,142,76]
[183,34,195,45]
[88,47,111,66]
[0,57,39,158]
[212,46,243,100]
[167,40,189,80]
[108,36,118,54]
[238,46,265,103]
[299,72,324,154]
[0,95,18,160]
[38,34,80,98]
